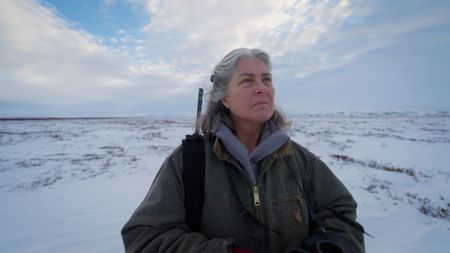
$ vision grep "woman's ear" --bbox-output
[221,96,230,109]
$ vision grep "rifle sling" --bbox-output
[182,134,205,232]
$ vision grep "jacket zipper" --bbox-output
[226,160,267,208]
[254,159,275,253]
[253,159,274,208]
[253,186,260,207]
[226,157,276,252]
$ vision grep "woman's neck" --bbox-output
[234,122,263,152]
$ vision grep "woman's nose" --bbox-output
[255,79,267,95]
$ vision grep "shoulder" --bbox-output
[166,134,214,167]
[287,140,336,185]
[288,139,319,163]
[167,144,183,162]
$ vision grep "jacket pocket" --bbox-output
[270,194,310,251]
[273,195,308,225]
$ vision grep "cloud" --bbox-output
[0,1,128,103]
[0,0,199,111]
[137,0,360,84]
[139,0,450,85]
[276,1,450,111]
[1,0,449,115]
[267,0,450,83]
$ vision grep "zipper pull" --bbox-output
[253,186,260,207]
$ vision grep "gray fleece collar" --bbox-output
[216,121,289,185]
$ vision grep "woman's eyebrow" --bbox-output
[238,73,271,78]
[238,73,254,78]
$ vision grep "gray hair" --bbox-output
[200,48,289,135]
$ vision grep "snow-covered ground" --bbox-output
[0,112,449,253]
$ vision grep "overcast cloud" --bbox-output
[0,0,449,116]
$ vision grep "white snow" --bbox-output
[0,112,449,252]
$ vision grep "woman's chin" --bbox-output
[250,110,274,124]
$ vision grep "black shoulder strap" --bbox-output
[182,133,205,232]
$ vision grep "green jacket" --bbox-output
[121,137,365,253]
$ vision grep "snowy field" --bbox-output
[0,112,449,253]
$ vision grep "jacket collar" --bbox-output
[212,136,294,162]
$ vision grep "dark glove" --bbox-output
[285,231,348,253]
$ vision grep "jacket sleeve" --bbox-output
[307,156,366,253]
[121,147,234,253]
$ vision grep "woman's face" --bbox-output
[221,56,275,129]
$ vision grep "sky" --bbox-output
[0,0,449,116]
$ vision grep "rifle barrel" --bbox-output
[195,88,203,134]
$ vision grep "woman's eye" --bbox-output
[241,79,253,85]
[263,77,272,84]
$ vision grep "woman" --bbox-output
[121,48,366,253]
